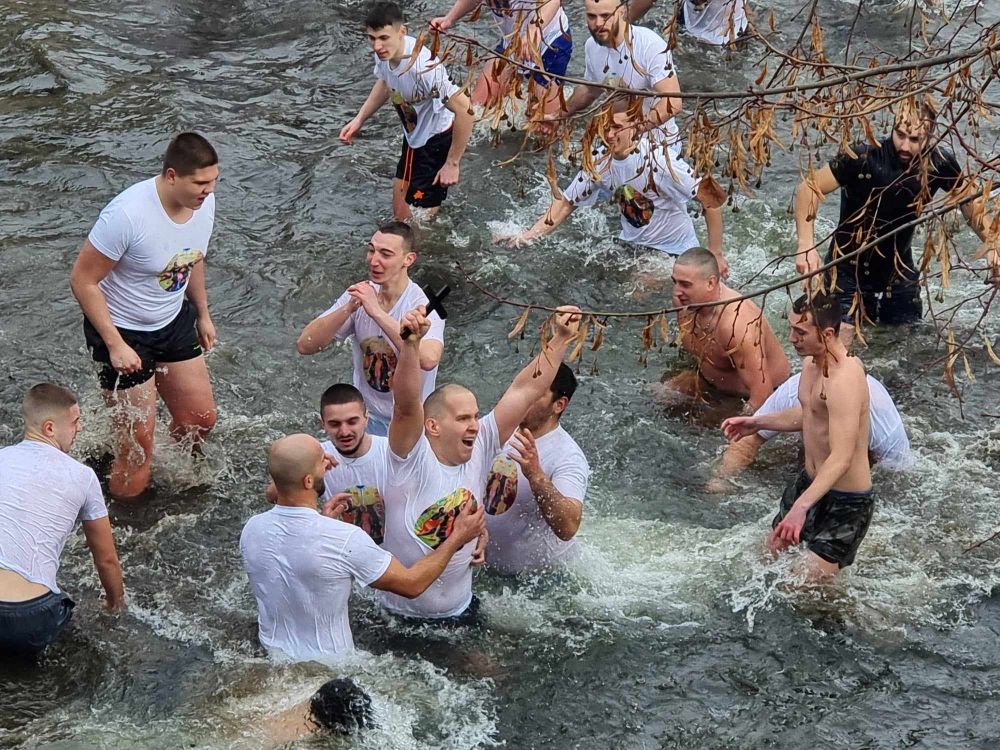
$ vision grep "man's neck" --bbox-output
[812,340,848,371]
[522,417,559,440]
[153,176,191,222]
[428,436,465,468]
[376,273,410,306]
[23,430,61,452]
[274,491,319,509]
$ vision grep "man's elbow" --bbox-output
[296,333,321,355]
[418,355,441,371]
[554,520,580,542]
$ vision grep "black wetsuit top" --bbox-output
[826,136,962,288]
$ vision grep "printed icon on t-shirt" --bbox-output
[391,91,418,134]
[613,185,655,228]
[158,249,205,292]
[360,337,397,393]
[484,456,518,515]
[414,487,475,549]
[342,484,386,544]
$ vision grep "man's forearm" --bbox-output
[185,261,210,316]
[95,556,125,607]
[793,454,853,510]
[393,339,424,416]
[355,81,390,124]
[527,472,581,541]
[445,103,474,166]
[564,85,598,117]
[524,198,574,240]
[297,304,354,355]
[716,434,765,479]
[704,206,723,255]
[753,405,802,433]
[443,0,481,25]
[794,180,819,250]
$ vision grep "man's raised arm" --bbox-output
[493,306,582,443]
[793,164,841,278]
[388,306,431,459]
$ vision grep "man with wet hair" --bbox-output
[793,97,1000,346]
[500,114,726,273]
[484,363,590,573]
[70,132,220,499]
[379,304,581,621]
[297,222,444,436]
[722,293,874,579]
[0,384,126,657]
[667,247,789,411]
[241,433,485,661]
[266,677,374,742]
[710,371,911,491]
[548,0,682,151]
[339,2,474,220]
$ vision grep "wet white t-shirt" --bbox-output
[321,280,445,424]
[373,35,461,149]
[379,412,502,618]
[755,373,912,469]
[0,440,108,593]
[319,436,390,546]
[488,0,570,51]
[683,0,748,46]
[583,25,680,150]
[562,137,700,254]
[484,425,589,573]
[88,178,215,331]
[240,505,391,662]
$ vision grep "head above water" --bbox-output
[584,0,628,47]
[521,363,578,433]
[267,434,325,498]
[161,132,219,211]
[603,111,641,157]
[308,678,373,734]
[22,383,81,453]
[366,2,407,62]
[892,97,937,165]
[368,221,416,286]
[319,384,369,456]
[423,383,480,466]
[672,247,721,307]
[789,292,843,357]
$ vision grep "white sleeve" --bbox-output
[343,528,393,586]
[88,199,135,262]
[562,169,608,209]
[550,452,589,503]
[426,310,445,344]
[653,148,700,203]
[478,412,502,462]
[641,36,676,85]
[583,44,601,82]
[423,57,459,101]
[388,434,431,484]
[754,376,800,441]
[78,470,109,522]
[319,290,355,340]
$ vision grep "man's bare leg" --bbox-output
[392,178,412,222]
[105,379,157,499]
[792,550,841,582]
[155,356,217,452]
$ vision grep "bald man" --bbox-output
[0,384,125,658]
[666,247,789,412]
[240,433,484,662]
[379,304,581,623]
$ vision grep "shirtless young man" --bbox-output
[667,247,789,411]
[722,293,873,579]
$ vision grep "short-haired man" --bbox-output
[722,293,873,579]
[484,363,590,574]
[241,433,485,662]
[794,98,999,346]
[70,132,220,499]
[711,371,911,491]
[339,2,474,221]
[296,222,444,436]
[628,0,749,46]
[551,0,682,151]
[380,304,581,622]
[0,384,125,657]
[501,115,727,274]
[667,247,789,411]
[431,0,573,117]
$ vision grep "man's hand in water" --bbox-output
[772,502,808,547]
[452,499,486,547]
[494,230,536,248]
[721,416,759,442]
[471,528,489,566]
[508,428,542,483]
[321,492,352,520]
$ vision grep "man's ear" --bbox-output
[424,417,440,437]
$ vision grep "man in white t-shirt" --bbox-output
[339,2,474,221]
[0,384,125,657]
[431,0,573,117]
[379,304,581,622]
[544,0,682,151]
[297,222,445,435]
[241,433,485,662]
[629,0,749,46]
[711,371,912,490]
[500,114,727,273]
[484,363,590,574]
[70,132,220,499]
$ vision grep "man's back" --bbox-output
[240,506,390,661]
[0,441,107,593]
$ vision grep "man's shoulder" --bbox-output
[631,24,669,51]
[544,426,588,465]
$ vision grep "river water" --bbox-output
[2,0,1000,748]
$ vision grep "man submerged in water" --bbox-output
[265,677,374,744]
[722,293,873,579]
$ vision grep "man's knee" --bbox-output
[174,406,217,436]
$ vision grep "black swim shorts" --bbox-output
[83,299,203,391]
[395,128,453,209]
[827,261,922,326]
[0,590,75,657]
[772,470,875,568]
[396,594,482,629]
